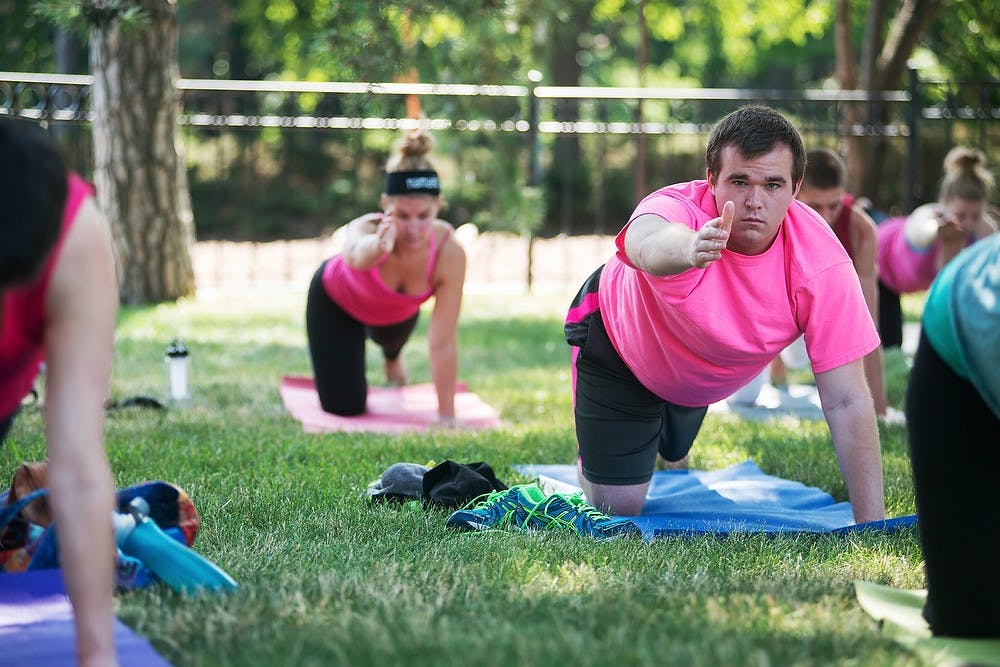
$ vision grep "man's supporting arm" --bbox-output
[815,359,886,523]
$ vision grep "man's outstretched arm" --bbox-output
[623,201,734,275]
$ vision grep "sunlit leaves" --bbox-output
[645,3,684,42]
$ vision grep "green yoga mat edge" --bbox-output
[854,580,1000,667]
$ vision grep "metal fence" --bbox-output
[2,71,998,290]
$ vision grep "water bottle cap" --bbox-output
[128,496,150,522]
[166,339,189,358]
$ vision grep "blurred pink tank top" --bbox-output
[876,216,938,293]
[321,227,451,326]
[0,173,93,417]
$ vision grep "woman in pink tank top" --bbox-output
[1,120,118,666]
[876,146,997,347]
[306,128,466,422]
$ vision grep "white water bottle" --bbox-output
[165,339,191,407]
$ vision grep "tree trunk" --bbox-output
[52,29,86,145]
[634,0,648,204]
[89,1,195,304]
[548,5,591,235]
[840,0,942,204]
[835,0,863,193]
[841,0,885,197]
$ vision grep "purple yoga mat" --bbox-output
[0,569,172,666]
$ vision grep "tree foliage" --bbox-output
[31,0,150,33]
[922,0,1000,81]
[7,1,994,89]
[0,1,56,71]
[175,1,515,84]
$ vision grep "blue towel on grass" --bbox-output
[515,460,916,539]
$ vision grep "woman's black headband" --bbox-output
[385,170,441,196]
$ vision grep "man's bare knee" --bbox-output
[581,480,648,516]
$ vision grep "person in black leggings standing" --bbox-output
[906,232,1000,638]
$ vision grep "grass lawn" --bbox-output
[1,289,925,666]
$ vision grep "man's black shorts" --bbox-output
[568,266,708,486]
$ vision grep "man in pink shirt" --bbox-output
[565,105,885,523]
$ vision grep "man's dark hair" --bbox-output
[803,148,846,190]
[0,119,68,286]
[705,105,806,186]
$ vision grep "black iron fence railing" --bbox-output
[2,71,997,241]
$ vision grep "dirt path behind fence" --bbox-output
[192,232,616,294]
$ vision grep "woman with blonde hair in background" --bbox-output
[305,128,466,423]
[876,146,997,348]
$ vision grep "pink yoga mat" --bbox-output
[280,376,502,434]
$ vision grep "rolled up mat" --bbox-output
[854,580,1000,667]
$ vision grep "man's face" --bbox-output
[708,144,800,255]
[797,185,844,227]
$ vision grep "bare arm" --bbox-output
[622,201,734,276]
[814,359,886,523]
[340,212,395,269]
[44,198,119,667]
[936,218,971,271]
[427,232,466,421]
[903,203,943,250]
[850,208,887,416]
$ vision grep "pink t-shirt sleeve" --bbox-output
[614,182,714,270]
[796,262,881,373]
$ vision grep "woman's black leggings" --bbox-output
[305,263,418,416]
[906,330,1000,637]
[0,411,14,442]
[878,279,903,349]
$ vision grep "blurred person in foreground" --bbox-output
[906,232,1000,638]
[306,127,466,423]
[565,105,885,523]
[0,119,119,666]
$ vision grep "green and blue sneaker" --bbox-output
[445,484,551,532]
[532,491,642,540]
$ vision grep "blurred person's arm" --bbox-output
[902,203,943,250]
[815,359,886,523]
[44,197,119,667]
[850,207,887,416]
[341,212,396,269]
[427,230,466,422]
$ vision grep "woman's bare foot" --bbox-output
[384,358,409,386]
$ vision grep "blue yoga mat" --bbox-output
[0,569,172,667]
[515,460,917,539]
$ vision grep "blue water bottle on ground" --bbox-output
[114,497,238,594]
